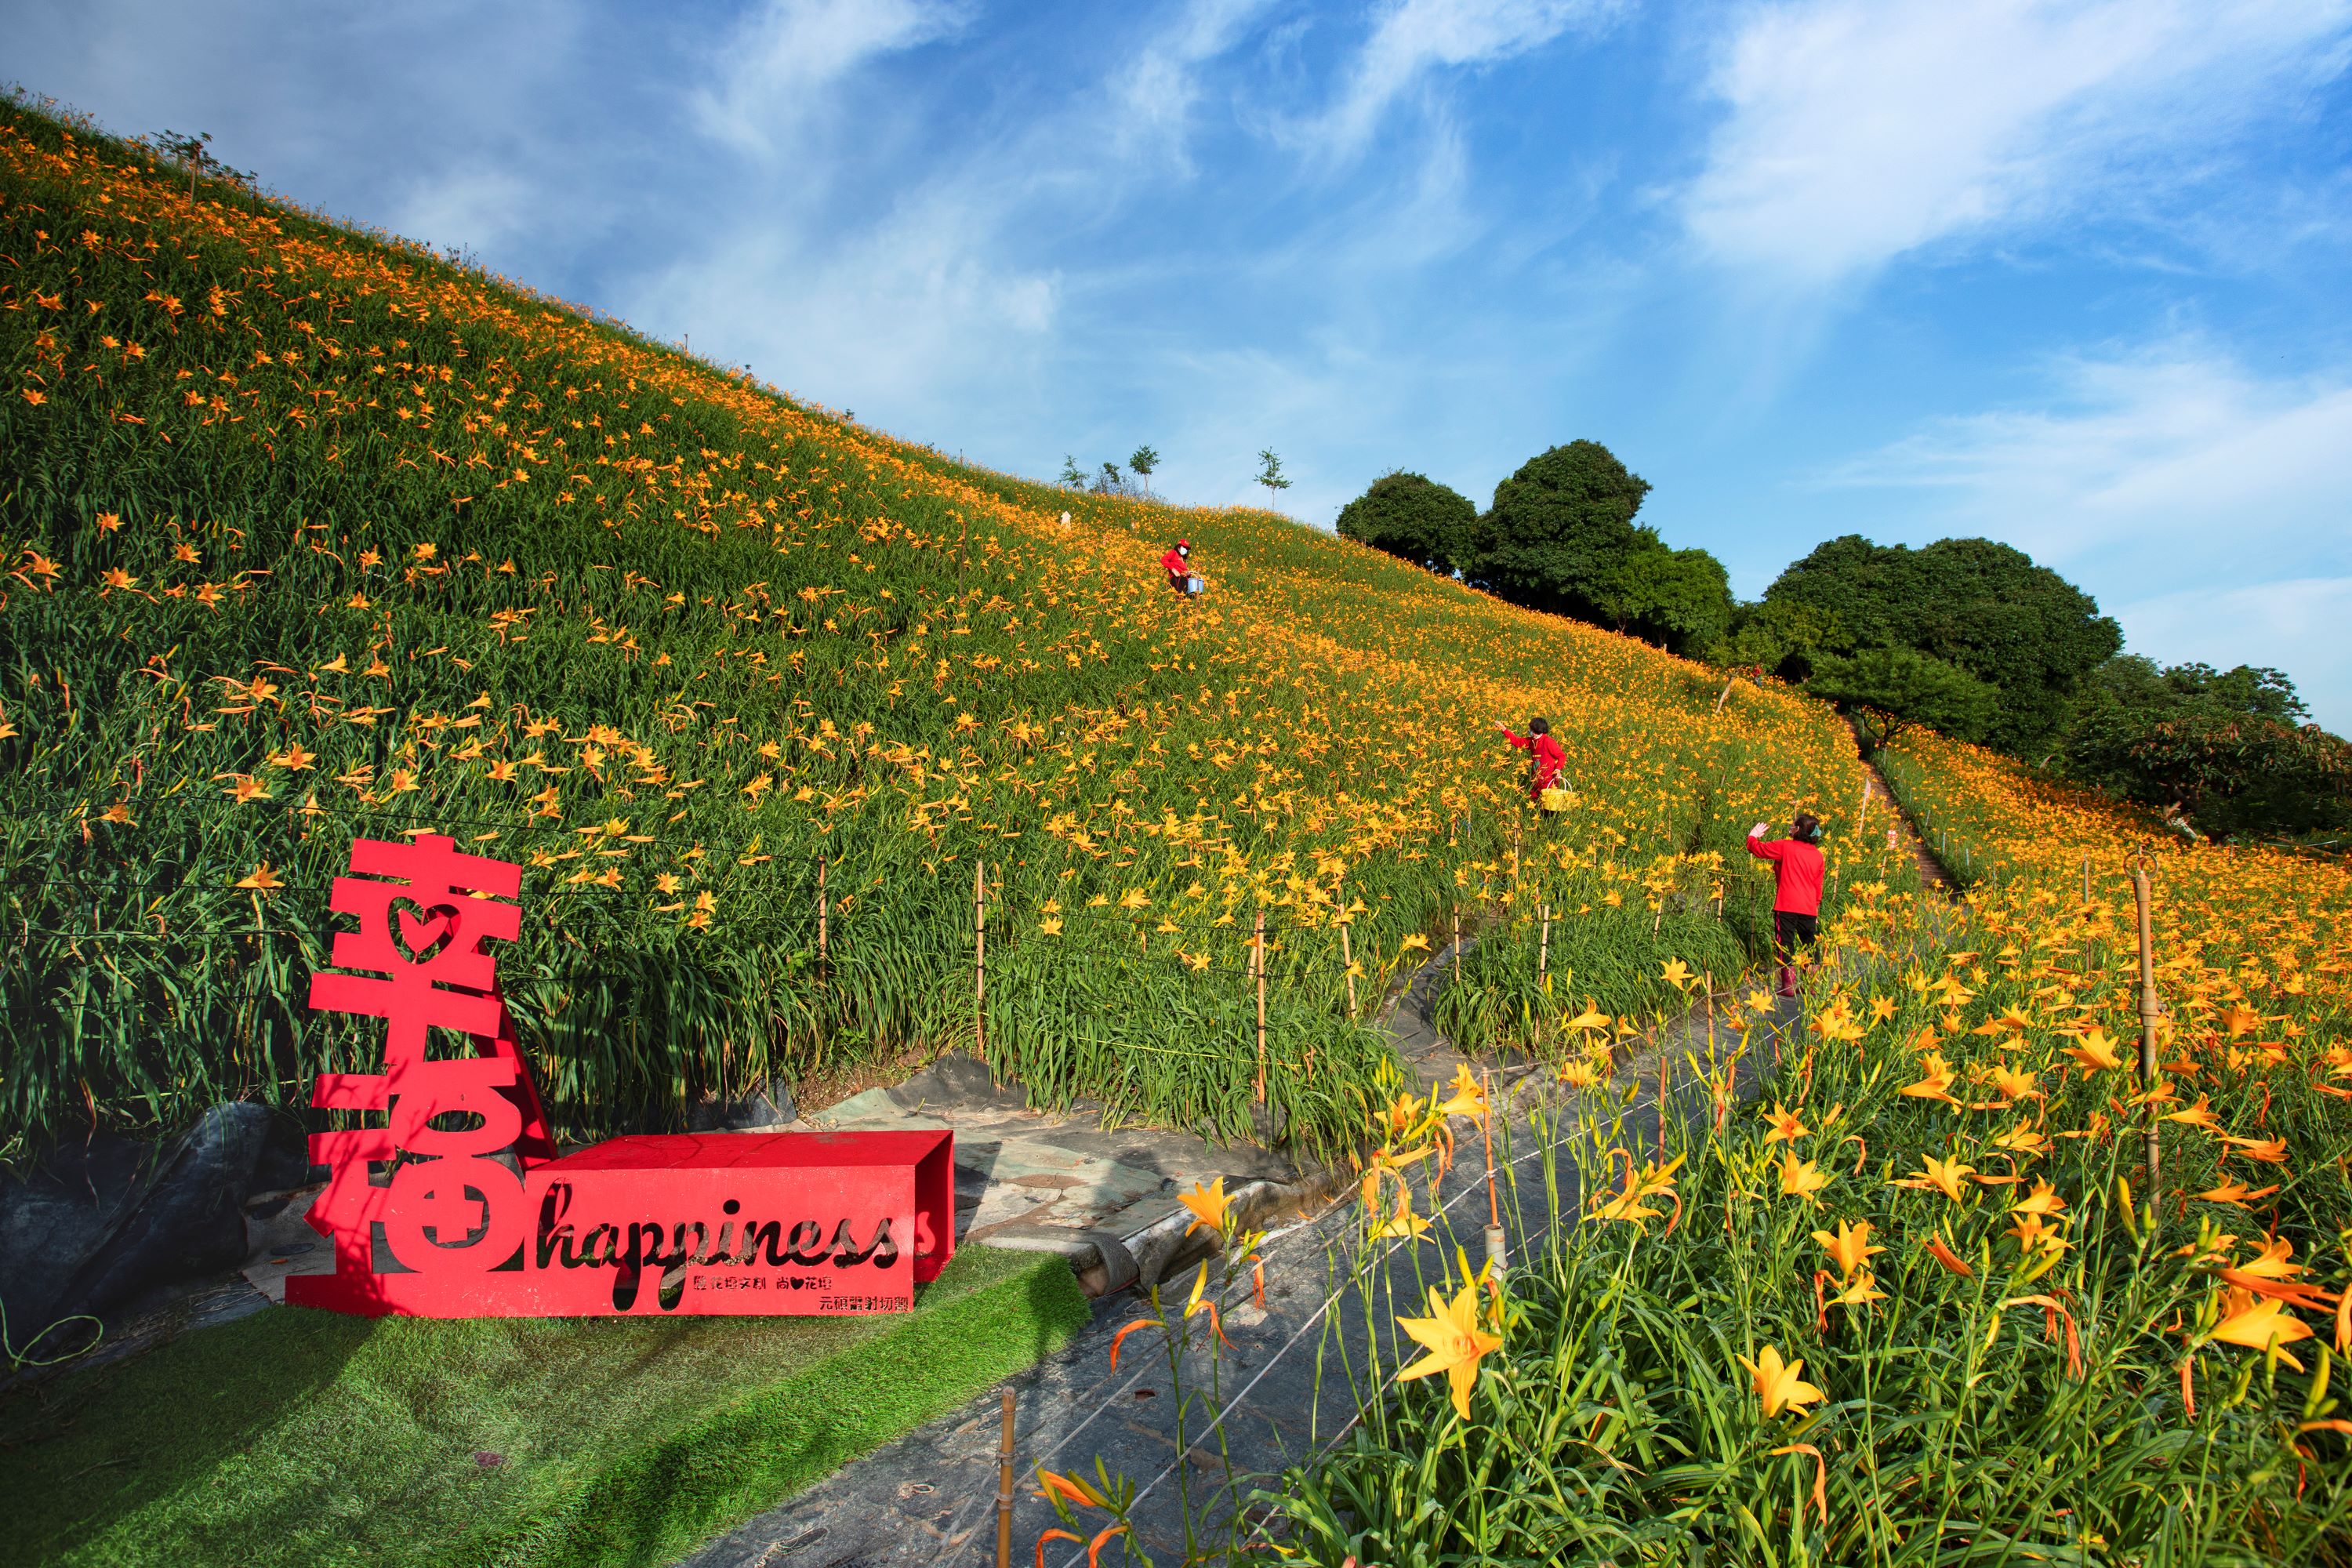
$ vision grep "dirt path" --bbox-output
[1861,753,1955,895]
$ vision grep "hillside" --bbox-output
[0,101,1902,1153]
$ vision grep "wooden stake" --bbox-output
[975,860,988,1058]
[1338,882,1357,1021]
[2132,865,2163,1194]
[994,1388,1016,1568]
[817,854,829,991]
[1537,902,1551,985]
[1254,909,1268,1103]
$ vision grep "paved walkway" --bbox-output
[679,946,1799,1568]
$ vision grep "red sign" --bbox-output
[288,836,953,1318]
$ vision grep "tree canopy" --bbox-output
[2065,656,2349,839]
[1808,646,2000,750]
[1762,535,2120,753]
[1475,439,1654,619]
[1336,471,1479,577]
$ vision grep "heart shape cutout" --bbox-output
[391,898,459,964]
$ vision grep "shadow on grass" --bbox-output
[0,1247,1091,1568]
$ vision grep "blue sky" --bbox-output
[14,0,2352,728]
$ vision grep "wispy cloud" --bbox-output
[1824,344,2352,589]
[1308,0,1622,158]
[1681,0,2352,288]
[691,0,973,157]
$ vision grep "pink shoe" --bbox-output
[1777,964,1798,999]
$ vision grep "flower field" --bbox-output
[1253,731,2352,1562]
[0,100,1900,1157]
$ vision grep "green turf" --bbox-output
[0,1246,1088,1568]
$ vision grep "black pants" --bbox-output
[1773,910,1817,962]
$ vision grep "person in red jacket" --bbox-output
[1748,812,1824,997]
[1160,539,1192,593]
[1496,718,1566,811]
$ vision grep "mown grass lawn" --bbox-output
[0,1245,1087,1568]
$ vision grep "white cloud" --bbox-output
[691,0,971,156]
[2114,577,2352,734]
[1682,0,2352,286]
[1309,0,1621,158]
[1827,346,2352,585]
[631,185,1059,431]
[1111,0,1274,168]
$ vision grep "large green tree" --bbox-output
[2064,657,2350,838]
[1593,544,1734,656]
[1762,535,2121,753]
[1474,439,1653,618]
[1464,438,1735,655]
[1336,471,1479,576]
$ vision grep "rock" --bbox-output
[0,1102,271,1361]
[688,1079,796,1132]
[891,1053,1023,1112]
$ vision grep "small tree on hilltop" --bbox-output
[1807,646,2000,752]
[1058,454,1086,489]
[1094,462,1124,495]
[1128,445,1160,499]
[1256,448,1290,510]
[143,129,252,205]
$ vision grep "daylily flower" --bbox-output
[1777,1153,1831,1203]
[1900,1053,1958,1105]
[1893,1155,1974,1203]
[2194,1178,2280,1210]
[1435,1064,1487,1122]
[1811,1218,1885,1283]
[1395,1279,1505,1421]
[1761,1101,1809,1145]
[2061,1026,2124,1076]
[1178,1177,1230,1238]
[2009,1180,2067,1218]
[1737,1344,1825,1418]
[2209,1287,2313,1370]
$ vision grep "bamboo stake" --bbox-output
[994,1388,1016,1568]
[975,860,987,1058]
[1254,909,1268,1103]
[817,854,829,992]
[1482,1066,1505,1278]
[1338,882,1357,1021]
[1537,902,1551,987]
[2132,864,2163,1193]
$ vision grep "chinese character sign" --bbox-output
[291,836,953,1318]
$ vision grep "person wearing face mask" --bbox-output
[1747,812,1824,998]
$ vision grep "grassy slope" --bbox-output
[0,100,1911,1159]
[0,1246,1087,1568]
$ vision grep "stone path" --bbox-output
[679,946,1799,1568]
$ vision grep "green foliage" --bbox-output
[1807,645,2000,749]
[2064,658,2350,838]
[1473,438,1654,619]
[1127,445,1158,497]
[1592,544,1733,657]
[0,1247,1087,1568]
[1334,470,1477,577]
[1763,535,2121,753]
[1058,453,1085,488]
[1256,447,1290,507]
[1703,597,1841,673]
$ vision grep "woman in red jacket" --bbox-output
[1747,812,1823,997]
[1496,718,1566,812]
